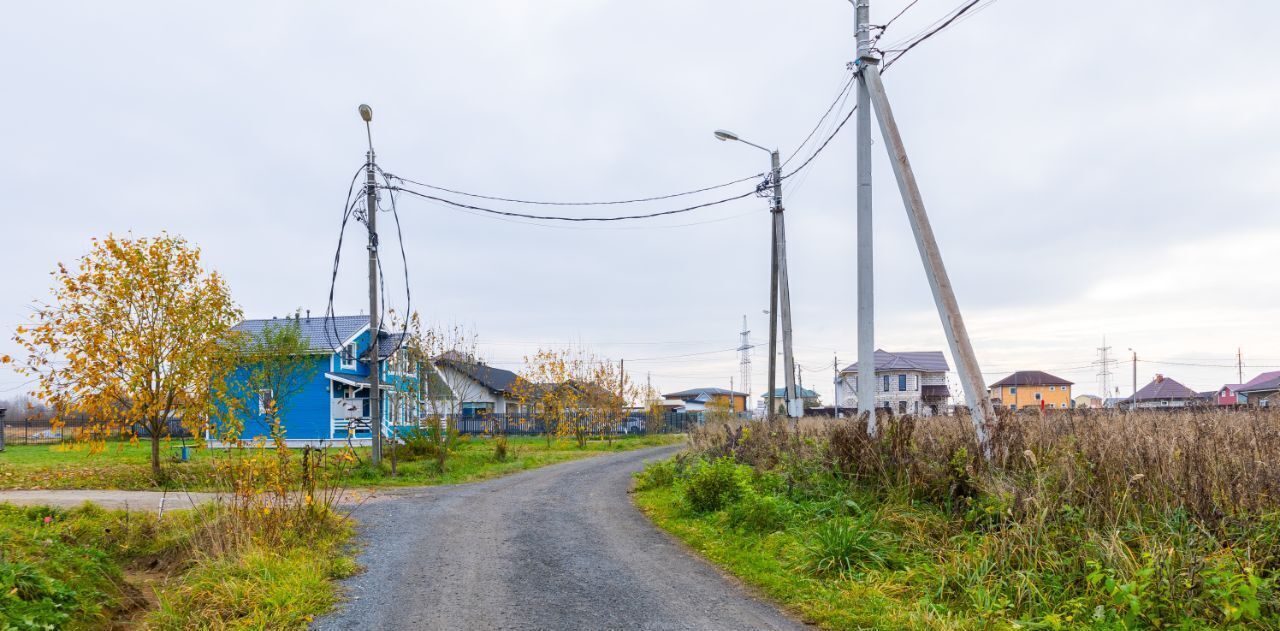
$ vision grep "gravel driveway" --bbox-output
[314,445,808,631]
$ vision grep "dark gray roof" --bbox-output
[663,387,749,399]
[841,350,949,374]
[232,315,404,360]
[436,357,519,394]
[990,371,1073,387]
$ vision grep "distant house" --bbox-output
[1237,372,1280,407]
[432,352,523,417]
[1122,374,1201,409]
[837,350,950,416]
[1214,384,1245,406]
[989,371,1073,411]
[762,386,822,413]
[1073,394,1102,409]
[215,314,416,446]
[662,388,749,415]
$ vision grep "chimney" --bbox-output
[306,309,311,321]
[1155,374,1164,383]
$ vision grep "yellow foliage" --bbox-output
[12,233,241,477]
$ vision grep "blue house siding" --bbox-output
[215,316,417,445]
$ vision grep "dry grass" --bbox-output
[695,408,1280,527]
[662,408,1280,627]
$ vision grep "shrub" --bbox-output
[726,491,794,533]
[633,459,678,491]
[493,435,509,462]
[681,457,746,513]
[802,514,896,576]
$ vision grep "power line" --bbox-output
[383,171,764,207]
[882,0,991,70]
[384,184,759,222]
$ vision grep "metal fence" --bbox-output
[444,411,702,436]
[0,417,193,447]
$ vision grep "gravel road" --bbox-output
[314,445,808,631]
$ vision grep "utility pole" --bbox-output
[1237,347,1243,384]
[772,149,800,422]
[768,236,779,420]
[360,104,383,467]
[855,0,877,433]
[862,64,995,447]
[1130,349,1138,410]
[713,129,795,423]
[833,354,840,418]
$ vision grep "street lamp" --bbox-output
[714,128,798,422]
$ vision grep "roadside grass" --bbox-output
[0,501,354,630]
[634,411,1280,630]
[0,434,684,491]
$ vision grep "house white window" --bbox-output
[257,389,274,415]
[882,375,890,392]
[1049,385,1055,391]
[339,342,357,370]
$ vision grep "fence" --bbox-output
[0,417,193,447]
[443,411,702,436]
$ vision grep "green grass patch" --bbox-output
[0,434,683,491]
[0,501,353,629]
[634,451,1280,630]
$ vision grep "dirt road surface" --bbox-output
[314,445,807,631]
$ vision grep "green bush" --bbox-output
[493,435,509,462]
[803,514,897,576]
[681,457,746,513]
[726,491,794,533]
[633,459,678,491]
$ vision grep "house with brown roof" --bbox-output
[1122,374,1202,409]
[837,350,950,416]
[1237,371,1280,407]
[989,371,1073,411]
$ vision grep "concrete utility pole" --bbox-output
[833,354,840,418]
[768,225,779,419]
[1238,347,1243,384]
[1131,349,1137,409]
[771,149,800,421]
[360,104,383,467]
[855,0,878,432]
[862,65,995,447]
[715,129,796,422]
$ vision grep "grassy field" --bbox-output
[0,433,684,491]
[634,411,1280,630]
[0,501,354,630]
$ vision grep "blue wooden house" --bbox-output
[214,314,418,446]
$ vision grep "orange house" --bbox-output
[989,371,1073,411]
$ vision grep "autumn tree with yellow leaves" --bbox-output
[13,234,240,478]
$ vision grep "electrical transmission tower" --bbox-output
[738,315,753,400]
[1095,336,1116,399]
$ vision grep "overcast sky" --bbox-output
[2,1,1278,405]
